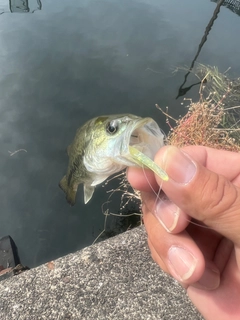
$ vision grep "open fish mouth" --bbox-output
[122,117,169,181]
[127,117,165,158]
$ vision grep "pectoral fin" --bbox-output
[59,176,94,205]
[84,184,95,204]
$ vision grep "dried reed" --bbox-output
[163,64,240,152]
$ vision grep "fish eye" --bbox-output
[106,120,119,134]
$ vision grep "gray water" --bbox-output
[0,0,240,267]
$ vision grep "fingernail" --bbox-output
[155,200,179,232]
[192,267,220,290]
[162,147,197,184]
[168,246,198,281]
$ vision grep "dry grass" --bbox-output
[162,64,240,152]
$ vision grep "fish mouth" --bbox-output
[120,117,165,164]
[129,118,164,156]
[126,118,168,180]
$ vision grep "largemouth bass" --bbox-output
[59,114,167,205]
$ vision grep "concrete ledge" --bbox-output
[0,226,203,319]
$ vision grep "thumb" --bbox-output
[155,146,240,247]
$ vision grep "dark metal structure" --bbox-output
[211,0,240,16]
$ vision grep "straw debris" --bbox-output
[164,64,240,152]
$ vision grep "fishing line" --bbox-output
[140,163,213,230]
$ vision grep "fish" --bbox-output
[59,114,168,206]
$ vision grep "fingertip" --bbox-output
[154,200,190,234]
[127,167,158,192]
[155,146,197,185]
[190,264,220,291]
[154,145,170,159]
[142,199,207,287]
[167,245,205,285]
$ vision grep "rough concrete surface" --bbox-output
[0,226,203,320]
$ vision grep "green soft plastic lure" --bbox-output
[129,146,169,181]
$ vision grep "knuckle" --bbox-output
[199,173,238,221]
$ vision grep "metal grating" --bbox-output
[211,0,240,16]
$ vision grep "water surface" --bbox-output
[0,0,239,267]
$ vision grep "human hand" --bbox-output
[127,146,240,320]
